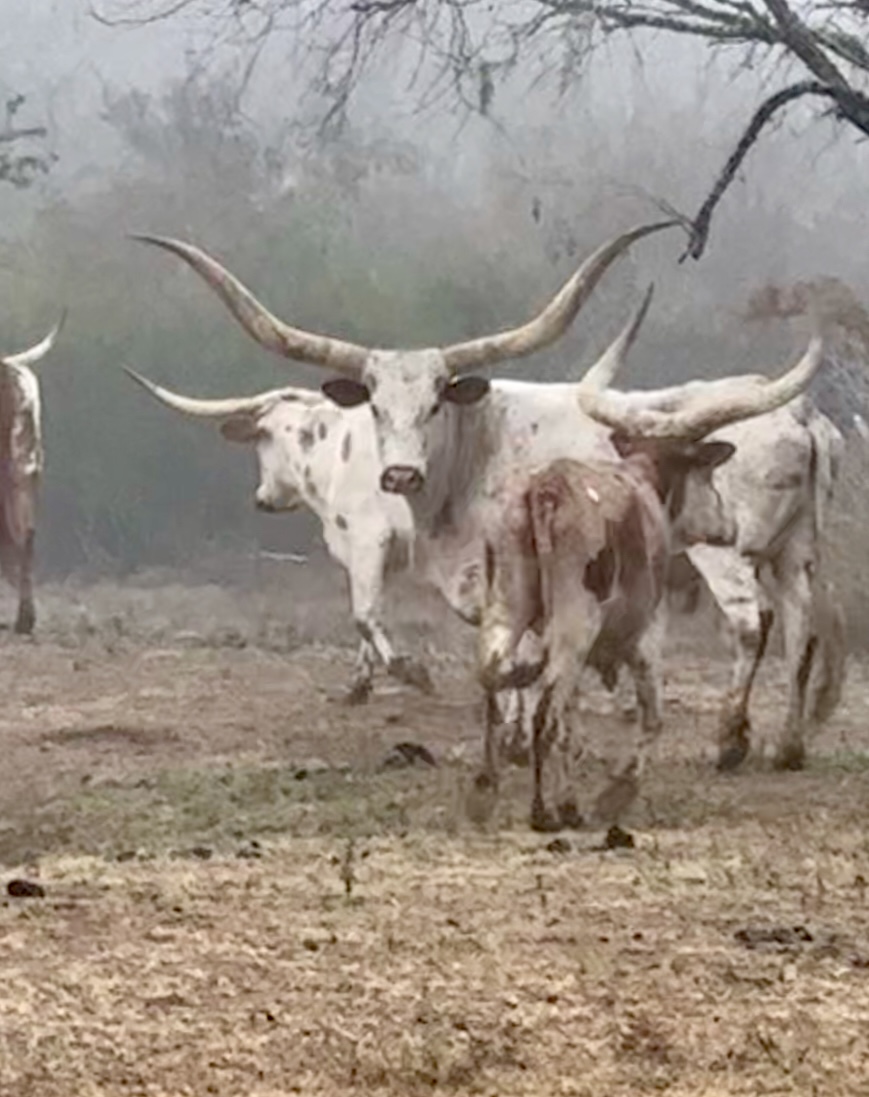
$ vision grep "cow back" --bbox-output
[527,458,668,685]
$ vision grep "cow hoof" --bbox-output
[716,714,750,772]
[772,742,806,772]
[390,657,434,694]
[14,604,35,636]
[465,772,498,826]
[343,680,372,706]
[530,802,562,833]
[716,744,749,772]
[505,746,530,768]
[557,801,584,829]
[500,731,530,768]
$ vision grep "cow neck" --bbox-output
[405,399,493,540]
[292,401,343,510]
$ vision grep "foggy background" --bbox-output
[3,0,868,620]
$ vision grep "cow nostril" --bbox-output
[381,466,424,495]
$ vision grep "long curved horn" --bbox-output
[578,336,825,441]
[1,310,66,369]
[131,236,369,377]
[442,222,676,373]
[578,284,655,393]
[124,367,303,419]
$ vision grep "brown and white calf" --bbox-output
[0,319,63,634]
[477,331,824,832]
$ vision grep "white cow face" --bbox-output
[322,350,489,496]
[220,404,304,513]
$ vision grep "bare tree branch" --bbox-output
[681,80,841,260]
[90,0,198,27]
[88,0,869,256]
[0,94,54,189]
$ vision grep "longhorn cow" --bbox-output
[123,372,431,703]
[590,372,846,771]
[131,226,827,769]
[0,318,63,634]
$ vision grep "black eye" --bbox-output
[429,401,442,417]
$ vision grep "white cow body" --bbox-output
[682,396,845,768]
[127,376,431,701]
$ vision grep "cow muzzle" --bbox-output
[380,466,424,495]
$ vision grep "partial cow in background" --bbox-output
[124,371,432,703]
[599,384,845,770]
[0,319,63,634]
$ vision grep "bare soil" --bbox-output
[1,568,869,1096]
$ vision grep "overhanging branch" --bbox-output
[682,80,839,260]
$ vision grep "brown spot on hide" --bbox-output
[341,431,352,462]
[299,427,315,452]
[336,514,348,530]
[318,422,327,440]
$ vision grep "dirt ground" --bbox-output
[2,566,869,1096]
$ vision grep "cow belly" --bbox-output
[733,489,804,558]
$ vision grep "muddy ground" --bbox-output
[1,564,869,1096]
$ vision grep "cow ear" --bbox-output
[220,415,261,444]
[688,441,736,469]
[608,430,635,458]
[322,378,370,408]
[444,375,490,406]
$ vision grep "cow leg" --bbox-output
[528,636,588,833]
[347,549,432,700]
[771,553,815,771]
[686,544,772,771]
[805,580,847,728]
[14,530,35,636]
[612,668,639,722]
[530,682,562,832]
[594,606,667,823]
[497,690,533,766]
[463,684,504,827]
[344,638,377,705]
[498,633,544,766]
[529,678,584,832]
[552,684,583,828]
